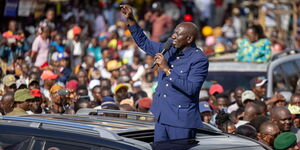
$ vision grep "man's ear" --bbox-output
[187,36,194,44]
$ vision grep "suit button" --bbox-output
[177,57,180,59]
[180,70,183,73]
[169,78,172,81]
[178,105,181,108]
[163,94,167,98]
[171,65,174,68]
[166,84,169,87]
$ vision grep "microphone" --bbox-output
[151,41,172,69]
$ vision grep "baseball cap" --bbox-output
[41,70,58,80]
[250,76,267,89]
[89,79,100,90]
[30,89,42,97]
[73,26,81,35]
[107,60,121,72]
[133,81,142,87]
[138,97,152,109]
[209,84,224,95]
[29,78,39,85]
[199,101,212,113]
[101,96,116,107]
[57,52,69,60]
[50,84,64,94]
[114,83,129,94]
[16,79,27,89]
[241,90,256,104]
[66,80,78,91]
[14,89,35,102]
[274,132,297,150]
[2,74,16,87]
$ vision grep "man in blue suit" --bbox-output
[121,5,209,142]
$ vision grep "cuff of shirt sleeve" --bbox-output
[127,23,139,33]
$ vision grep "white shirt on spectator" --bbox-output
[32,35,49,67]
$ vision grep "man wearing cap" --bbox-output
[28,89,43,114]
[274,132,299,150]
[57,52,71,83]
[199,101,213,124]
[6,89,34,116]
[241,90,256,106]
[250,76,267,101]
[41,70,58,101]
[28,78,40,90]
[121,5,208,142]
[2,74,17,94]
[107,60,121,86]
[114,83,130,104]
[48,84,64,113]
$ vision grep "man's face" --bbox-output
[21,64,29,74]
[77,71,87,85]
[234,89,244,106]
[201,111,212,123]
[227,124,236,134]
[28,98,42,113]
[254,86,266,98]
[259,127,280,146]
[92,87,102,102]
[101,89,111,98]
[6,84,17,93]
[51,92,61,104]
[171,25,189,49]
[116,87,128,100]
[20,101,30,111]
[291,96,300,107]
[29,82,40,90]
[46,10,55,21]
[45,79,55,87]
[217,97,228,111]
[274,111,292,132]
[111,69,120,78]
[294,118,300,128]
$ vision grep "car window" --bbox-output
[272,61,300,93]
[33,139,116,150]
[0,134,32,150]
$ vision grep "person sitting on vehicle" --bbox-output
[257,121,280,148]
[6,89,34,116]
[235,24,271,63]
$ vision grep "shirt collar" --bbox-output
[177,43,197,57]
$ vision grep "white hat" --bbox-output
[89,79,100,90]
[242,90,256,103]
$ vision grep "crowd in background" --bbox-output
[1,0,300,149]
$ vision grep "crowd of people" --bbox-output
[1,0,300,149]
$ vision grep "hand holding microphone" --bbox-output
[151,41,172,69]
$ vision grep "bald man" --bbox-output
[121,5,209,142]
[257,121,280,148]
[270,106,292,132]
[236,103,262,128]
